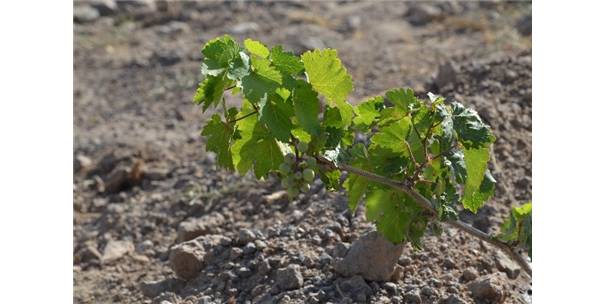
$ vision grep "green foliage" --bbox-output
[365,188,426,246]
[301,49,354,127]
[499,202,532,258]
[193,36,527,252]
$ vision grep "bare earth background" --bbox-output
[74,1,531,303]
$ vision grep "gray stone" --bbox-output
[439,294,467,304]
[237,266,252,278]
[335,231,404,281]
[229,247,242,259]
[254,240,267,250]
[74,6,100,23]
[403,290,422,304]
[243,242,257,255]
[117,0,156,11]
[136,240,154,253]
[236,228,256,245]
[494,252,521,279]
[406,4,441,26]
[169,240,206,280]
[443,258,456,269]
[461,268,478,282]
[75,243,102,264]
[139,278,185,298]
[468,274,505,302]
[275,264,304,291]
[230,22,259,35]
[157,21,190,36]
[318,253,332,265]
[258,259,272,275]
[384,282,398,295]
[102,240,134,263]
[177,213,225,243]
[292,210,304,222]
[421,285,437,298]
[74,154,93,172]
[332,242,350,258]
[338,275,372,302]
[89,0,117,16]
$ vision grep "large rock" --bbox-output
[176,213,225,243]
[337,275,372,302]
[102,240,134,263]
[494,252,521,279]
[169,240,206,280]
[467,273,505,302]
[335,231,404,281]
[275,264,304,291]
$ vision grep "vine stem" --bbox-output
[227,110,258,123]
[316,156,532,276]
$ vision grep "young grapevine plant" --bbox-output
[193,35,532,274]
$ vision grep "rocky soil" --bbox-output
[74,1,532,303]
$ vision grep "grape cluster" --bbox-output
[279,142,317,198]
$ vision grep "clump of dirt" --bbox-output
[74,1,531,303]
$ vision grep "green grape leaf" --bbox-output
[201,114,235,169]
[291,128,311,143]
[465,170,497,207]
[452,102,494,149]
[499,202,532,258]
[301,49,353,127]
[385,88,419,112]
[461,146,491,212]
[270,46,304,75]
[193,73,231,112]
[353,96,384,130]
[226,52,250,81]
[366,146,407,178]
[443,149,467,184]
[365,188,425,244]
[258,94,294,142]
[241,58,282,103]
[201,35,241,76]
[370,117,412,155]
[292,80,321,136]
[251,57,282,83]
[244,39,269,58]
[377,107,408,127]
[231,102,283,178]
[344,174,369,212]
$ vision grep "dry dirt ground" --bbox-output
[73,1,532,303]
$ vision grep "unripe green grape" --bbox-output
[286,175,295,185]
[306,157,317,167]
[297,142,308,153]
[299,161,308,169]
[279,163,291,175]
[294,172,303,180]
[281,178,289,188]
[284,153,295,164]
[303,168,315,182]
[299,183,311,192]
